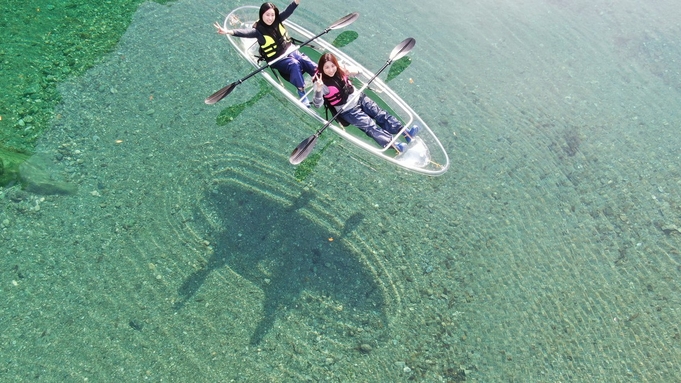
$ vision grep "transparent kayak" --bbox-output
[222,6,450,176]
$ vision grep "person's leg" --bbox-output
[358,94,403,134]
[272,58,304,89]
[271,56,309,105]
[290,51,317,77]
[340,106,394,148]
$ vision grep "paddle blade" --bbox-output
[389,37,416,62]
[205,82,237,105]
[330,12,359,30]
[289,135,319,165]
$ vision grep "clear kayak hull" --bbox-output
[223,6,450,176]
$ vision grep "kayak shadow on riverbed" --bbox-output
[174,182,388,345]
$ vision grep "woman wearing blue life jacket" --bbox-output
[312,53,419,153]
[214,1,317,106]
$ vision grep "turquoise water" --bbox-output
[2,0,681,381]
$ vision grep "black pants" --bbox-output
[340,93,403,147]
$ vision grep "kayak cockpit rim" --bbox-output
[222,6,450,175]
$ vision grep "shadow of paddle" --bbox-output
[174,182,389,345]
[332,31,359,48]
[293,140,334,181]
[386,56,412,82]
[215,78,270,126]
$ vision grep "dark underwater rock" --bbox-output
[19,154,77,196]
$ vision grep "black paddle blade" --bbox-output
[289,135,319,165]
[205,82,237,105]
[389,37,416,62]
[330,12,359,30]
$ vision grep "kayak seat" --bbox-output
[325,105,350,127]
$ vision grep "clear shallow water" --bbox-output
[2,0,681,381]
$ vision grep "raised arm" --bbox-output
[341,63,361,78]
[279,0,300,22]
[312,73,327,108]
[213,21,234,35]
[213,22,260,38]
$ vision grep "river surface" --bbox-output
[1,0,680,381]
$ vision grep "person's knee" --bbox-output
[357,120,376,133]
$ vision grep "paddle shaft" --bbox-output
[240,26,334,83]
[289,60,397,164]
[205,12,359,105]
[315,60,395,137]
[289,37,416,165]
[205,42,313,104]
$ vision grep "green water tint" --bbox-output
[0,148,28,187]
[0,0,174,154]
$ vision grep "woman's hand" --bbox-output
[344,64,361,77]
[295,0,300,4]
[213,22,232,35]
[313,73,324,91]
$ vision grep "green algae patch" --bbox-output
[0,146,29,187]
[0,0,175,153]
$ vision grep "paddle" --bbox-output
[289,37,417,165]
[205,12,360,105]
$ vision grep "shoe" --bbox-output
[394,142,407,153]
[298,90,310,108]
[403,124,421,143]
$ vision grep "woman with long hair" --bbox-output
[215,1,316,106]
[312,53,419,152]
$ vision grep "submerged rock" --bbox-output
[19,154,77,196]
[661,224,681,235]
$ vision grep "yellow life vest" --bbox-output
[256,22,290,60]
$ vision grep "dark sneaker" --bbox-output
[394,142,407,153]
[404,124,421,143]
